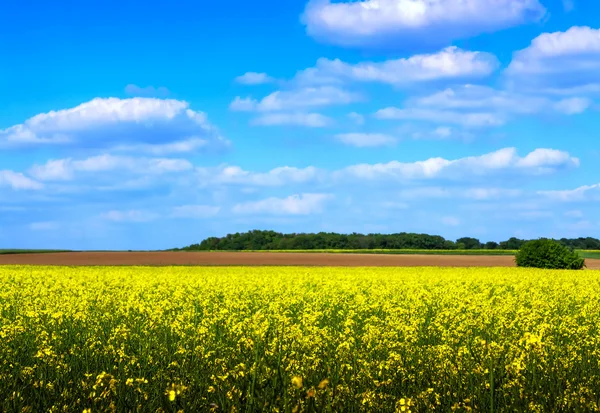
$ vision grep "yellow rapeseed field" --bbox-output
[1,266,600,412]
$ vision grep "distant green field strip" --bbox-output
[0,249,72,255]
[204,249,520,255]
[201,249,600,258]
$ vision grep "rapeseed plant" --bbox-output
[0,266,599,412]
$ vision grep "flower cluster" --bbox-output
[1,266,599,412]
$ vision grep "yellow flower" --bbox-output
[291,376,303,389]
[168,390,177,401]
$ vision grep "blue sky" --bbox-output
[1,0,600,250]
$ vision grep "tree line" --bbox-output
[174,230,600,251]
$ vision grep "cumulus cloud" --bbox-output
[235,72,276,85]
[100,210,159,222]
[338,147,579,181]
[347,112,365,125]
[302,0,545,50]
[397,186,522,200]
[171,205,220,219]
[505,26,600,92]
[29,155,193,181]
[232,193,333,215]
[375,107,504,127]
[538,183,600,202]
[403,84,591,121]
[0,170,43,190]
[441,216,461,226]
[335,133,397,147]
[196,165,322,187]
[295,47,499,87]
[112,138,213,155]
[553,97,592,114]
[124,84,169,97]
[0,97,229,151]
[251,113,332,127]
[29,221,59,231]
[230,86,361,112]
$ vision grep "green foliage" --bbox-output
[456,237,482,249]
[175,230,600,253]
[515,238,586,270]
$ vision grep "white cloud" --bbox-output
[232,193,333,215]
[196,165,322,187]
[235,72,275,85]
[0,97,228,151]
[397,186,521,200]
[565,209,583,218]
[100,210,159,222]
[29,221,59,231]
[442,216,461,226]
[124,84,169,97]
[375,107,504,127]
[302,0,545,50]
[230,97,258,111]
[405,84,591,120]
[29,155,193,181]
[335,133,397,147]
[171,205,220,219]
[230,86,360,112]
[553,97,592,114]
[339,147,578,181]
[411,85,547,113]
[251,113,332,127]
[295,47,499,86]
[112,138,212,155]
[505,26,600,91]
[347,112,365,125]
[538,183,600,202]
[0,170,43,190]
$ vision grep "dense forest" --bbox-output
[174,230,600,251]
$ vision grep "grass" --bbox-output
[0,249,72,255]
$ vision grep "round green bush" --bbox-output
[515,238,586,270]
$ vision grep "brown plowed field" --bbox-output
[0,251,599,268]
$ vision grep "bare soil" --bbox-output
[0,251,599,268]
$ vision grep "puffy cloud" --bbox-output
[100,210,159,222]
[375,107,504,127]
[302,0,545,50]
[251,113,332,127]
[295,47,499,86]
[538,183,600,202]
[29,155,193,181]
[124,84,169,97]
[505,26,600,91]
[230,86,361,112]
[0,170,43,190]
[397,186,522,200]
[338,147,578,181]
[0,97,229,151]
[171,205,220,219]
[29,221,59,231]
[553,97,592,114]
[232,193,333,215]
[441,216,461,226]
[347,112,365,125]
[235,72,275,85]
[335,133,397,147]
[112,138,213,155]
[196,165,322,187]
[404,85,591,121]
